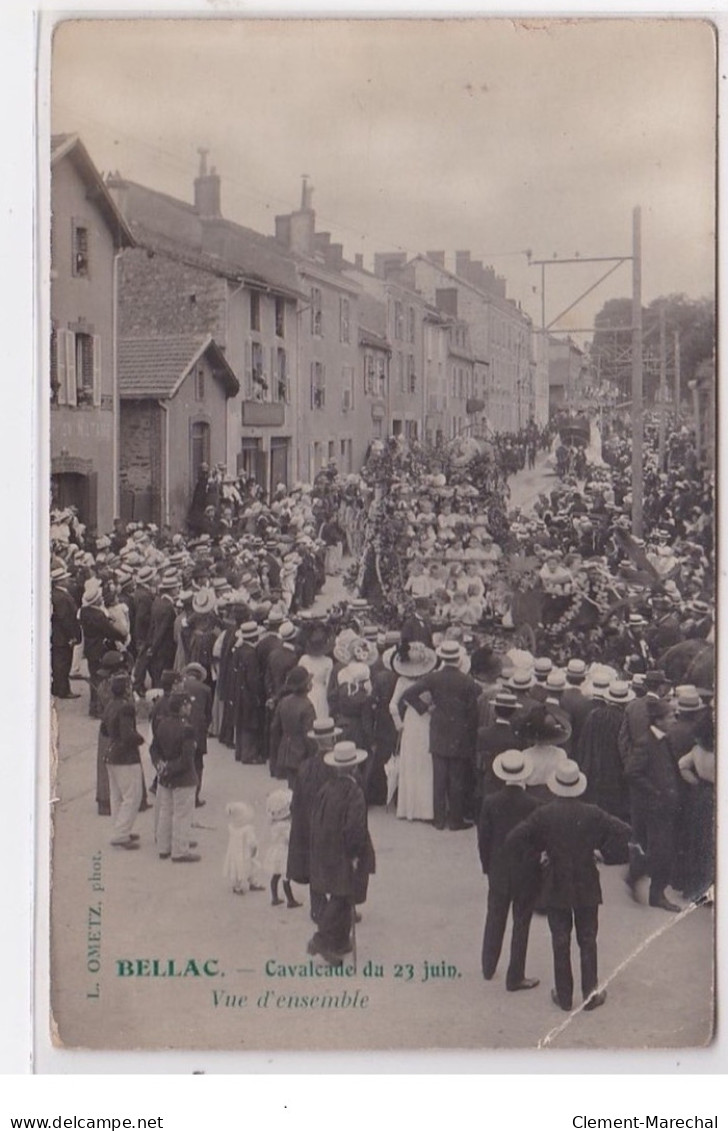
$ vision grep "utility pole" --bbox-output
[657,302,667,469]
[674,330,681,412]
[631,206,643,538]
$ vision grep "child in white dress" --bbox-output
[223,801,265,895]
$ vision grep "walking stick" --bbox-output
[350,900,358,974]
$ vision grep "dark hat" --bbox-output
[110,673,129,696]
[284,665,311,693]
[100,651,125,671]
[644,669,668,689]
[160,670,180,693]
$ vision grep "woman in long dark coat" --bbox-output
[232,623,265,763]
[577,684,632,821]
[216,608,248,748]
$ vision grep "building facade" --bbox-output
[108,157,302,497]
[50,134,135,534]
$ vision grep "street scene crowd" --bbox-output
[50,410,715,1014]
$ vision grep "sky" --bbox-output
[50,17,717,338]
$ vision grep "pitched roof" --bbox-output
[119,335,239,399]
[107,179,304,300]
[51,134,135,249]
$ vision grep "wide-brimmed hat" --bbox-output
[266,788,293,822]
[493,749,534,784]
[507,668,536,692]
[346,636,379,666]
[192,588,217,615]
[307,717,343,740]
[607,680,635,705]
[324,741,368,768]
[548,759,587,798]
[391,641,437,678]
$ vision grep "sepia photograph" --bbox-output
[44,16,717,1054]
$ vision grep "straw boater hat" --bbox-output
[192,588,217,616]
[51,563,70,582]
[566,659,587,681]
[158,570,181,592]
[494,690,519,712]
[278,621,298,643]
[492,749,534,785]
[307,717,343,741]
[548,759,587,798]
[546,669,567,694]
[239,621,262,643]
[628,613,648,628]
[436,640,464,665]
[391,641,437,678]
[324,740,368,768]
[507,668,536,692]
[533,657,553,681]
[675,688,703,714]
[606,680,636,705]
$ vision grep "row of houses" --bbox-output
[50,136,551,535]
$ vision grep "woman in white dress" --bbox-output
[388,642,438,821]
[298,623,334,721]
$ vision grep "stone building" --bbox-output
[108,155,302,495]
[118,335,239,530]
[50,134,135,533]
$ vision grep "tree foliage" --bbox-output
[591,293,714,404]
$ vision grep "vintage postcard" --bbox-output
[44,16,717,1055]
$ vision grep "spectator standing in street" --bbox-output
[308,741,375,965]
[182,662,212,807]
[103,671,145,849]
[154,692,200,863]
[507,759,630,1012]
[147,571,180,688]
[478,749,541,991]
[51,561,82,699]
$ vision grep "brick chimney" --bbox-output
[373,252,407,279]
[194,148,221,218]
[455,250,471,278]
[274,175,315,256]
[354,253,364,270]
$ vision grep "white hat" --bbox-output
[324,741,368,768]
[606,680,636,705]
[548,759,587,798]
[436,640,464,664]
[492,749,534,784]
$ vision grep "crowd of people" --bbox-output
[49,409,715,1007]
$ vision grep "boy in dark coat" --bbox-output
[478,750,541,991]
[269,665,316,788]
[308,742,375,965]
[507,760,630,1012]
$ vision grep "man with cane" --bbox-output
[307,742,375,967]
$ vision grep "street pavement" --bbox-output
[48,458,714,1053]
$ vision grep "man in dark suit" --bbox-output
[400,640,479,830]
[478,750,540,990]
[182,663,213,807]
[147,572,180,688]
[51,563,81,698]
[477,691,521,796]
[400,597,434,648]
[560,659,596,755]
[507,760,630,1012]
[131,566,157,694]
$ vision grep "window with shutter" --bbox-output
[92,335,102,406]
[65,331,77,406]
[244,340,253,399]
[75,333,95,405]
[55,328,67,405]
